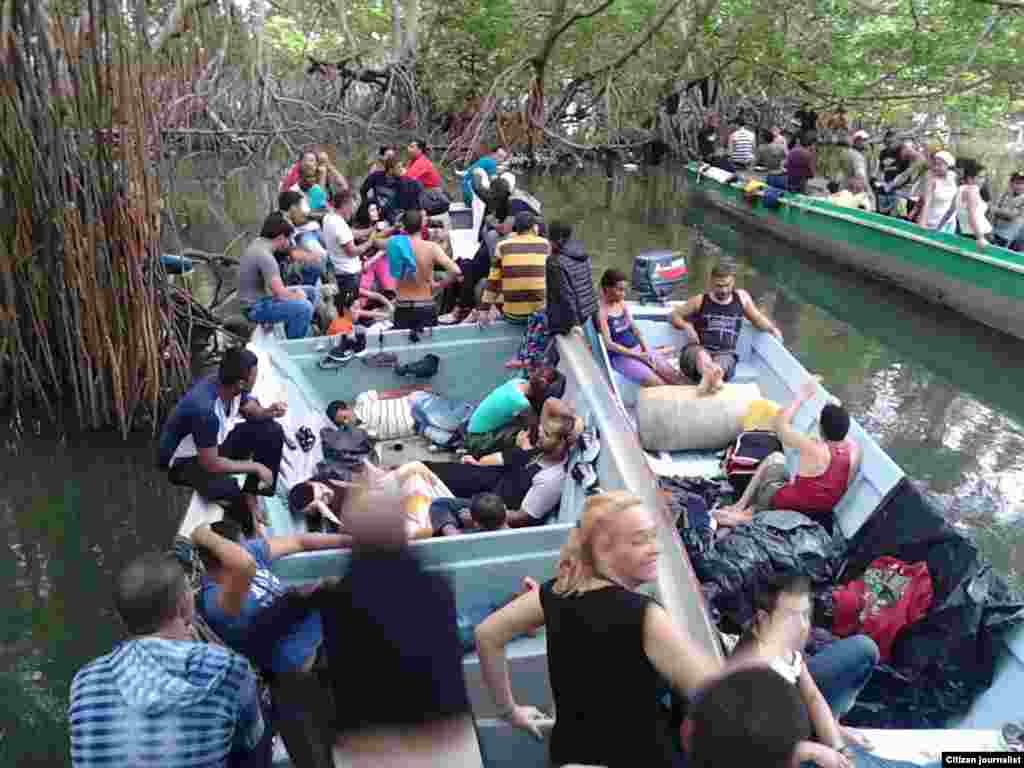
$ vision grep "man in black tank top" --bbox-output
[670,259,783,394]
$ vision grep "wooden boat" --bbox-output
[684,161,1024,342]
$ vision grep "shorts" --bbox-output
[394,301,436,332]
[679,343,738,383]
[335,271,361,295]
[752,452,790,511]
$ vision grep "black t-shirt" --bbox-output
[697,127,719,158]
[879,147,908,184]
[313,547,471,732]
[795,109,818,134]
[540,581,677,768]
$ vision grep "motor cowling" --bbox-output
[631,249,687,303]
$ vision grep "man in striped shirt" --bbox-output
[69,553,264,768]
[728,118,756,169]
[479,211,550,323]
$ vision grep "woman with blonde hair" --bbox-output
[476,491,722,768]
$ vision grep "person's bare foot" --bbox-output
[708,364,725,394]
[521,576,540,593]
[696,370,715,396]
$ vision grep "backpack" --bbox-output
[420,187,451,216]
[723,430,783,494]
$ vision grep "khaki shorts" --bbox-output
[753,451,790,511]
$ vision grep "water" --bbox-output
[3,163,1023,764]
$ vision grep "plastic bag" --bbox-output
[694,509,840,633]
[841,479,1024,728]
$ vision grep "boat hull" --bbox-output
[684,163,1024,341]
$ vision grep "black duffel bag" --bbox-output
[420,187,450,216]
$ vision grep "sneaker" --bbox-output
[577,427,600,465]
[438,309,466,325]
[571,461,598,491]
[327,338,356,364]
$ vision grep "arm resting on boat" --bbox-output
[738,290,783,341]
[643,602,721,696]
[669,297,703,344]
[191,524,258,617]
[267,533,353,559]
[476,589,546,712]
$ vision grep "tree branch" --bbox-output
[532,0,618,75]
[152,0,215,53]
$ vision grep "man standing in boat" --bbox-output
[391,208,462,332]
[158,346,286,535]
[670,259,783,394]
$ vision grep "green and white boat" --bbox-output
[684,161,1024,341]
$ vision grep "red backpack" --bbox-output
[831,556,934,661]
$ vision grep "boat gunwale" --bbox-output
[686,162,1024,277]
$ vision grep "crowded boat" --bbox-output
[67,125,1024,768]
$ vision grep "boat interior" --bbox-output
[178,304,1020,765]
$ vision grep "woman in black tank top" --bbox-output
[475,492,722,768]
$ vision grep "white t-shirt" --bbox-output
[521,458,567,521]
[322,211,358,274]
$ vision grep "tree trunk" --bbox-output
[402,0,419,60]
[390,0,402,61]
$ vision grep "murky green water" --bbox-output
[3,163,1022,764]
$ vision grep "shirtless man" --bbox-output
[670,260,782,394]
[392,209,461,331]
[715,380,861,535]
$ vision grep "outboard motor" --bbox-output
[631,250,687,303]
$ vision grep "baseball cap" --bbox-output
[852,130,869,141]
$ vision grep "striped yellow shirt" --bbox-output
[480,233,550,322]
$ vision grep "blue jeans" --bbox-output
[806,635,880,719]
[411,394,475,433]
[245,286,318,340]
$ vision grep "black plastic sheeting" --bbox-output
[688,478,1024,727]
[691,509,841,634]
[838,479,1024,728]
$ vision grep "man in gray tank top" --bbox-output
[670,259,783,394]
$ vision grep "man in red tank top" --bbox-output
[715,380,860,535]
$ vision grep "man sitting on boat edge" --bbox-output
[158,346,287,536]
[715,380,860,535]
[670,259,783,395]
